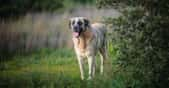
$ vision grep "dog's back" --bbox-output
[91,23,107,50]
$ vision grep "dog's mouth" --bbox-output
[72,26,83,38]
[73,32,80,38]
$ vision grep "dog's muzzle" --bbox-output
[73,26,83,38]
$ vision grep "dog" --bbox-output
[69,17,107,80]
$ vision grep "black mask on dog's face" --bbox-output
[69,17,89,38]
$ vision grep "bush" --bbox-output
[97,0,169,88]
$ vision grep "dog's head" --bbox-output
[69,17,90,38]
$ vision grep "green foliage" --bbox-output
[31,0,63,11]
[71,0,95,4]
[97,0,169,88]
[97,0,169,16]
[106,8,169,87]
[0,0,96,19]
[0,0,64,19]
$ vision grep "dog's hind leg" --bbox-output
[77,56,84,80]
[99,47,107,75]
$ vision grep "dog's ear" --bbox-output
[84,18,90,27]
[69,19,71,29]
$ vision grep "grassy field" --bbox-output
[0,48,126,88]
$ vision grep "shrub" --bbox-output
[97,0,169,87]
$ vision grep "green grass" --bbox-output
[0,48,127,88]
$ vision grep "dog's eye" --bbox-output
[72,20,75,25]
[78,21,82,25]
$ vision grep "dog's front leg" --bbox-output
[87,55,95,80]
[77,55,84,80]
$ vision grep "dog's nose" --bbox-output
[74,26,78,30]
[74,26,78,29]
[74,26,79,32]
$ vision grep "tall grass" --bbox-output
[0,5,120,58]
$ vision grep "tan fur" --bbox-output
[74,29,93,52]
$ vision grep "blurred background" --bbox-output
[0,0,119,58]
[0,0,121,88]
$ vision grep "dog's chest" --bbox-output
[74,44,94,57]
[73,35,94,56]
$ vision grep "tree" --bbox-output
[0,0,63,19]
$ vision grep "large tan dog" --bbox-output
[69,17,107,80]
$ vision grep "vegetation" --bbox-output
[0,0,95,19]
[0,0,63,18]
[97,0,169,88]
[1,0,169,88]
[1,48,123,88]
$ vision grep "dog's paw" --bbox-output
[87,76,92,80]
[81,76,84,80]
